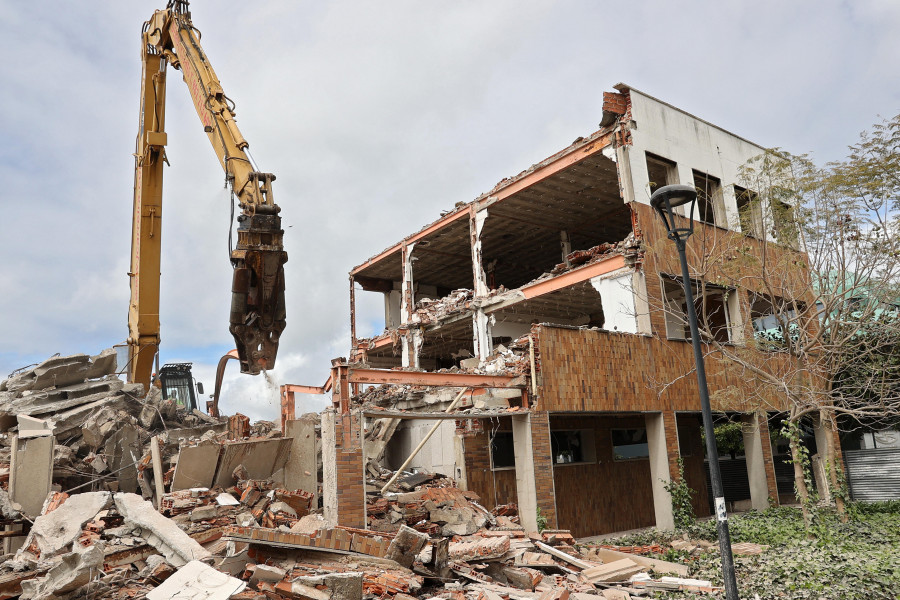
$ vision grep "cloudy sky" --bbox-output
[1,1,897,420]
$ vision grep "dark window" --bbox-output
[734,185,762,237]
[612,428,649,460]
[551,430,583,464]
[490,431,515,469]
[662,276,733,343]
[646,152,677,196]
[771,200,799,247]
[692,171,722,226]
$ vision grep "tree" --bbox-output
[648,113,900,523]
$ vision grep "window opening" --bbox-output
[692,171,722,226]
[734,185,762,237]
[490,431,515,469]
[646,152,677,196]
[612,428,649,460]
[662,276,733,343]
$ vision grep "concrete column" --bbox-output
[472,308,493,361]
[512,414,538,532]
[812,414,842,503]
[470,208,489,298]
[400,242,416,323]
[742,412,771,511]
[645,412,675,531]
[321,408,366,528]
[284,415,318,505]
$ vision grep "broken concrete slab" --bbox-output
[172,441,222,491]
[291,513,330,535]
[386,525,428,568]
[9,434,54,519]
[19,541,105,599]
[284,416,318,503]
[16,415,53,439]
[31,354,92,390]
[250,563,286,586]
[114,493,212,567]
[293,572,364,600]
[581,558,643,583]
[450,536,511,561]
[212,438,292,488]
[587,547,689,577]
[104,424,141,494]
[86,348,117,380]
[25,491,112,557]
[146,560,246,600]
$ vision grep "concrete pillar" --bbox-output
[813,413,842,503]
[320,409,366,528]
[757,414,780,506]
[645,412,675,531]
[284,415,318,506]
[470,207,489,298]
[512,414,538,532]
[472,308,493,361]
[742,412,771,511]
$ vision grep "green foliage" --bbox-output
[610,504,900,599]
[535,507,547,533]
[662,457,696,530]
[700,421,745,458]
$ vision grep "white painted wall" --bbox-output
[623,89,767,232]
[590,268,638,333]
[384,419,458,477]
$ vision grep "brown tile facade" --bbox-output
[334,411,366,529]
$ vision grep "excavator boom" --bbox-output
[127,0,287,389]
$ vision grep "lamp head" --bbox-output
[650,184,697,242]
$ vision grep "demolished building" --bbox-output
[297,83,843,538]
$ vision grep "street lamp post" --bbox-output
[649,184,739,600]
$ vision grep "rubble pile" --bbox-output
[0,350,717,598]
[411,289,474,325]
[0,480,718,599]
[0,350,224,496]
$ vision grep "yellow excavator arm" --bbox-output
[127,0,287,390]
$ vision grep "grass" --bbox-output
[607,502,900,599]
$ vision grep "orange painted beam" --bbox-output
[480,134,612,207]
[521,254,626,299]
[350,208,470,276]
[281,374,333,396]
[350,132,613,278]
[347,367,525,389]
[357,334,394,351]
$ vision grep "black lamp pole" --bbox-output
[649,184,739,600]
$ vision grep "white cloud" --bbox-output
[1,0,898,405]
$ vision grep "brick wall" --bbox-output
[334,411,366,529]
[537,325,792,413]
[530,411,558,530]
[676,414,713,517]
[461,419,517,510]
[756,413,780,505]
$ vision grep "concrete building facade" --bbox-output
[322,84,823,537]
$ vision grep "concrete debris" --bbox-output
[146,560,245,599]
[19,540,105,599]
[0,349,707,599]
[114,492,213,566]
